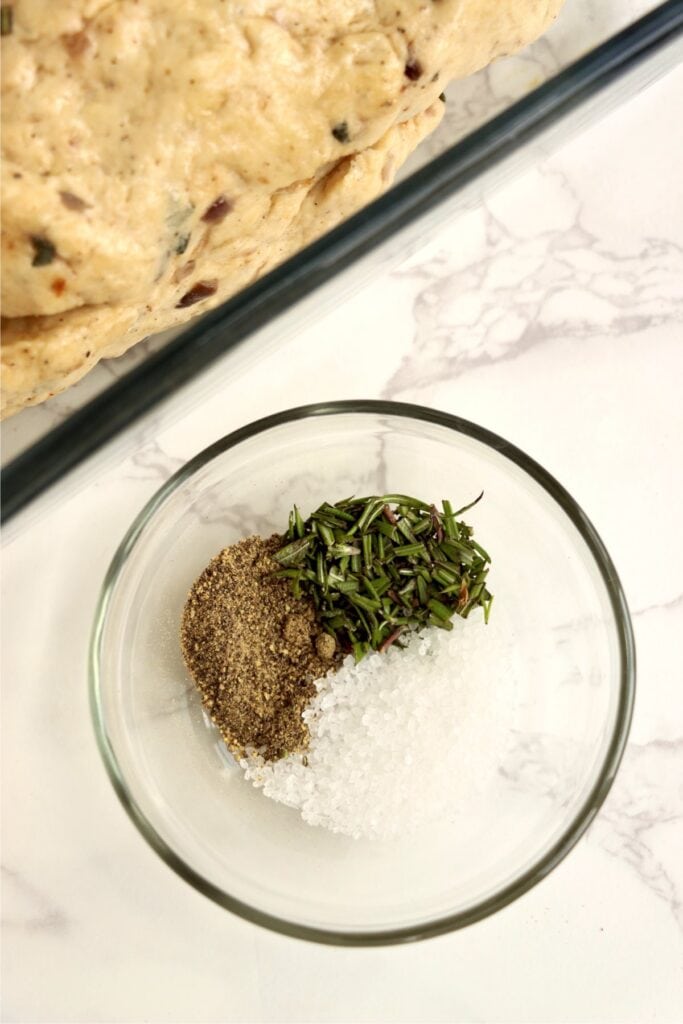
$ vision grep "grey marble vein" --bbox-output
[1,866,69,934]
[589,738,683,928]
[381,194,683,400]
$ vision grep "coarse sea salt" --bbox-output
[241,616,515,840]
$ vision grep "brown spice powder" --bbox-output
[180,535,338,761]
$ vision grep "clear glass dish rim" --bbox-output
[89,399,636,946]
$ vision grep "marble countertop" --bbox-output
[3,60,683,1024]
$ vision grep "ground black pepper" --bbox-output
[181,535,339,761]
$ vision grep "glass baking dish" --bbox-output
[2,0,682,522]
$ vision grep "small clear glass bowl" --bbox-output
[90,401,634,945]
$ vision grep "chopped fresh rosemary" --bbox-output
[273,493,493,661]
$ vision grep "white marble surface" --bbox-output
[2,63,683,1024]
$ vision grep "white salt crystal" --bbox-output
[241,617,515,840]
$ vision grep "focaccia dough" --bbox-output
[1,0,563,416]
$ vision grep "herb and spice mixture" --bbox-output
[181,494,493,784]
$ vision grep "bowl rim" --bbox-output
[89,399,636,946]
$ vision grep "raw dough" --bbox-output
[1,0,562,416]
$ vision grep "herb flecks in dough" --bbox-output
[331,122,350,143]
[30,236,57,267]
[59,191,89,212]
[404,57,423,81]
[1,5,13,36]
[174,233,191,255]
[201,196,233,224]
[62,31,90,59]
[176,279,218,308]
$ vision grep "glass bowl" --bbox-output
[90,401,634,945]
